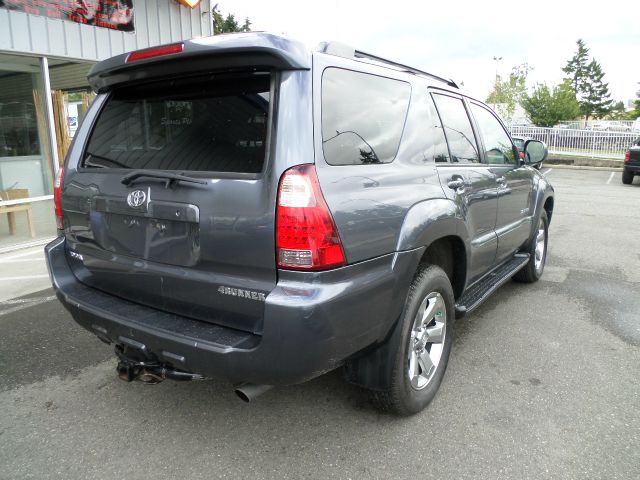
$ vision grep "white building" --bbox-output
[0,0,213,249]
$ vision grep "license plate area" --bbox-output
[91,197,200,267]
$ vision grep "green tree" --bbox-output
[521,80,581,127]
[604,101,627,120]
[563,39,613,120]
[486,63,531,121]
[562,39,589,93]
[628,100,640,120]
[581,60,613,119]
[211,4,251,34]
[626,83,640,120]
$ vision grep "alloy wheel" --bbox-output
[408,292,446,390]
[534,218,546,273]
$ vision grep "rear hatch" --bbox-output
[63,70,276,334]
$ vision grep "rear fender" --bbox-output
[345,199,470,390]
[528,172,555,240]
[396,198,471,268]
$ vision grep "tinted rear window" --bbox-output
[83,73,270,173]
[321,68,411,165]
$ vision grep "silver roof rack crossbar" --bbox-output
[316,41,458,89]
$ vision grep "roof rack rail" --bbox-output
[316,41,458,89]
[354,49,458,89]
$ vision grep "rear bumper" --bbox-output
[46,237,421,386]
[624,164,640,174]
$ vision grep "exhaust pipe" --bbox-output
[234,383,273,402]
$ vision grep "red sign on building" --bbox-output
[1,0,135,32]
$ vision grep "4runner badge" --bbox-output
[127,190,146,208]
[218,286,266,302]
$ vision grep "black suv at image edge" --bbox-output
[623,139,640,184]
[46,33,554,415]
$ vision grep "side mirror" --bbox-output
[523,139,548,166]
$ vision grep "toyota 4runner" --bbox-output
[46,33,554,415]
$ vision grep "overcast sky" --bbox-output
[217,0,639,105]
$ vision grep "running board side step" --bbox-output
[455,253,530,318]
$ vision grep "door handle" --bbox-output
[447,178,465,192]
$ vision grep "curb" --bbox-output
[0,237,56,255]
[545,164,623,172]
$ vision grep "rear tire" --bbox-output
[369,265,455,416]
[514,211,548,283]
[622,169,634,185]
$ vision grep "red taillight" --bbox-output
[126,43,184,63]
[624,150,631,163]
[54,168,64,230]
[276,164,346,271]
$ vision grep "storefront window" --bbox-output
[0,55,56,248]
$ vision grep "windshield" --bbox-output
[83,73,271,174]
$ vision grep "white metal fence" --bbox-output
[510,126,638,160]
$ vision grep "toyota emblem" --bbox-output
[127,190,146,208]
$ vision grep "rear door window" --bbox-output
[83,73,271,173]
[432,93,480,163]
[321,68,411,165]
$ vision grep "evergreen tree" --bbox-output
[211,4,251,34]
[581,60,613,119]
[562,39,589,93]
[563,39,613,120]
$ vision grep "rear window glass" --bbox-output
[321,68,411,165]
[83,73,270,173]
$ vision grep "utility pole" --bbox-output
[492,56,502,111]
[493,56,502,84]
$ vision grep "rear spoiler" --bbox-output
[88,32,310,93]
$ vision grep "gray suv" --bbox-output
[46,33,554,415]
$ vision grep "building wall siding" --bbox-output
[49,63,94,90]
[0,0,212,61]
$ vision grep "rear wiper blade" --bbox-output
[85,152,131,169]
[121,170,208,188]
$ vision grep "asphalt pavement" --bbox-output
[0,168,638,480]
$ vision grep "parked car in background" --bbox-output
[623,138,640,185]
[587,121,631,132]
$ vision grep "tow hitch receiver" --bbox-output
[116,360,205,384]
[115,344,205,384]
